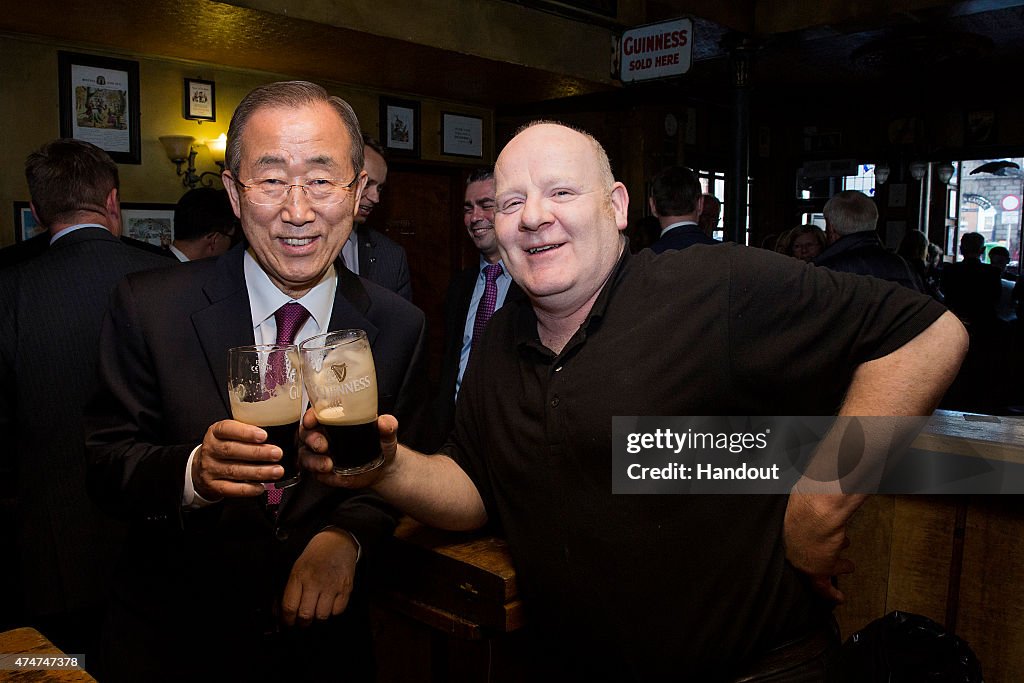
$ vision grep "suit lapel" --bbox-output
[356,227,374,279]
[455,265,478,328]
[191,246,254,414]
[331,257,379,345]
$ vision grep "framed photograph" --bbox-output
[379,97,420,157]
[184,78,216,122]
[966,110,995,145]
[58,51,141,164]
[121,202,175,248]
[441,113,484,158]
[13,201,45,242]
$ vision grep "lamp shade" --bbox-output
[206,133,227,164]
[936,162,955,184]
[909,161,927,181]
[159,135,195,161]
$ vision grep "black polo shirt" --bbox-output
[447,243,947,680]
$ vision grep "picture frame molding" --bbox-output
[121,201,176,247]
[58,51,142,164]
[183,78,216,122]
[13,201,44,243]
[379,97,421,158]
[441,112,484,159]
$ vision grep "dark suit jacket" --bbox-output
[0,227,172,618]
[84,243,429,681]
[647,224,720,253]
[0,230,176,271]
[434,264,523,446]
[648,223,720,253]
[815,231,926,294]
[0,232,48,270]
[355,226,412,301]
[941,258,1002,324]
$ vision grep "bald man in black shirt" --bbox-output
[302,122,967,681]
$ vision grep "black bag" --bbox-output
[839,610,983,682]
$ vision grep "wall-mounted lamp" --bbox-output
[909,161,928,181]
[936,162,955,184]
[873,163,890,185]
[158,134,224,189]
[206,133,227,166]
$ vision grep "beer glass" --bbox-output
[227,344,303,489]
[299,329,383,475]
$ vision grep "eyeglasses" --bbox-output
[232,176,360,207]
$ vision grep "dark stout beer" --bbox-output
[230,394,303,488]
[317,407,382,474]
[300,330,382,475]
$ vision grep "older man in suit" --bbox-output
[0,139,171,671]
[85,81,429,682]
[338,134,412,300]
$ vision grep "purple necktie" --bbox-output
[265,302,310,391]
[472,263,503,349]
[264,302,309,506]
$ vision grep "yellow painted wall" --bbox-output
[0,34,493,247]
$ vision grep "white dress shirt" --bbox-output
[182,251,337,507]
[455,256,513,398]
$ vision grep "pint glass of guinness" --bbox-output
[227,344,303,489]
[299,329,382,475]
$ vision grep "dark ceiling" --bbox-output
[2,0,1024,107]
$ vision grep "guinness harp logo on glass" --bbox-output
[332,363,348,382]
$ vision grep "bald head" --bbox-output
[492,121,628,320]
[498,121,614,193]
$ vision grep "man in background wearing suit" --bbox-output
[85,81,429,682]
[648,166,720,253]
[435,168,520,442]
[0,139,171,672]
[339,133,412,300]
[167,186,237,262]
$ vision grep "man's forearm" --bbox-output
[375,445,487,531]
[785,311,968,599]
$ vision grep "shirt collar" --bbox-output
[513,240,632,353]
[243,249,336,332]
[660,220,698,237]
[168,244,190,262]
[49,223,108,245]
[478,254,508,274]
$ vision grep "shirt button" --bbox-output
[275,528,290,541]
[551,395,560,407]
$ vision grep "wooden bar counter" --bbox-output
[0,628,95,682]
[373,411,1024,682]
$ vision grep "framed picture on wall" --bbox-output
[184,78,216,122]
[121,202,175,248]
[379,97,420,157]
[441,113,483,158]
[58,51,142,164]
[13,201,45,242]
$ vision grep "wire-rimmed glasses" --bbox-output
[232,175,360,207]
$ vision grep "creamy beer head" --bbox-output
[299,329,378,423]
[299,329,383,474]
[229,389,301,426]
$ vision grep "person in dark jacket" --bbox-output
[815,190,925,293]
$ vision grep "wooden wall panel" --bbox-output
[957,497,1024,683]
[835,495,895,638]
[885,496,957,625]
